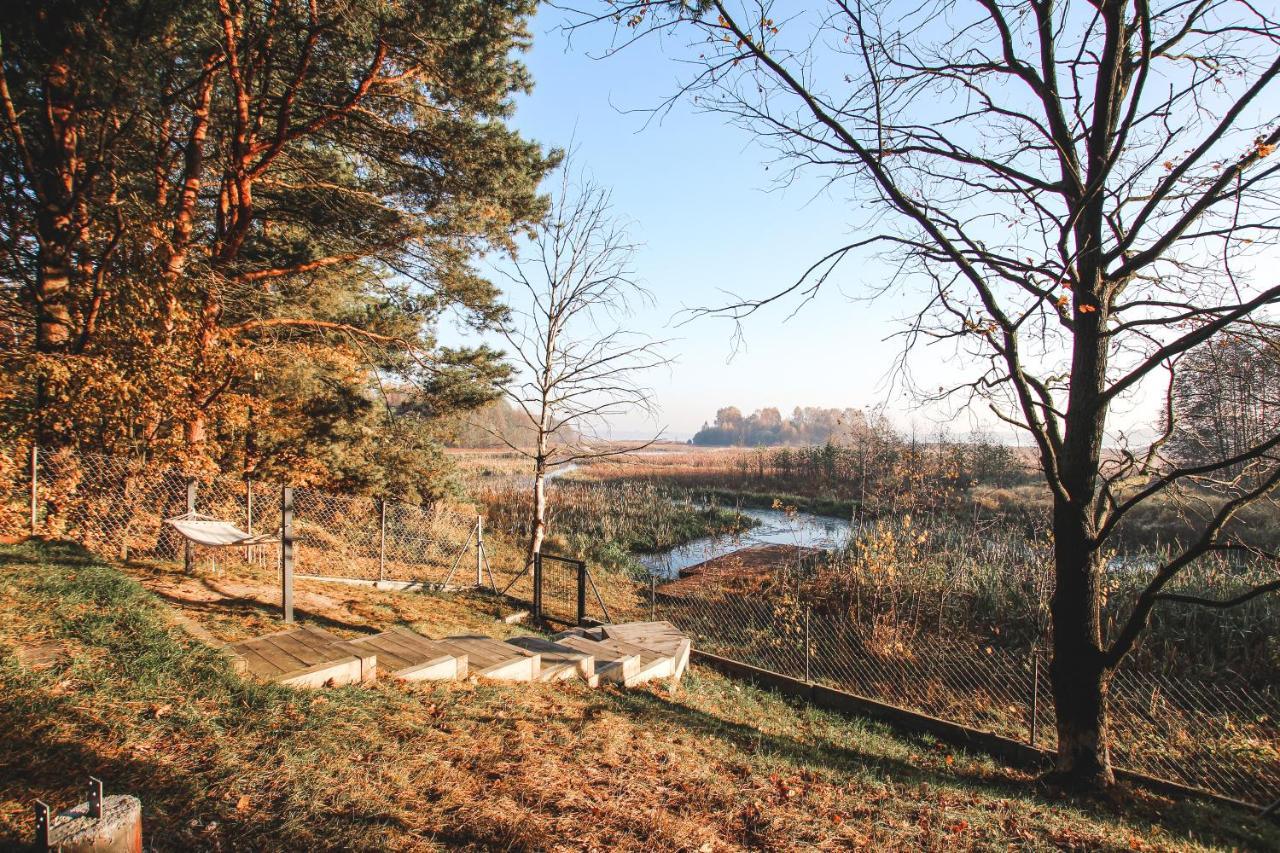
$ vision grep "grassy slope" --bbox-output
[1,542,1276,851]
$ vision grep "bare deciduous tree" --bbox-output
[581,0,1280,788]
[495,165,669,565]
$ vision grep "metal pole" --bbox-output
[1030,652,1041,747]
[532,552,542,622]
[280,485,294,623]
[378,499,387,583]
[804,606,812,683]
[649,572,656,621]
[184,479,197,573]
[245,479,254,565]
[475,515,484,587]
[28,444,37,534]
[576,559,587,625]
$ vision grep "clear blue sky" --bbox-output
[440,6,1038,443]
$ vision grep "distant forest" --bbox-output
[692,406,889,447]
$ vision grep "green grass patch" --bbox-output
[1,540,1276,851]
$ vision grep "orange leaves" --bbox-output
[1077,304,1098,314]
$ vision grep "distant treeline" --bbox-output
[692,406,897,447]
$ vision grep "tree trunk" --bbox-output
[526,457,547,568]
[1050,289,1115,787]
[1049,510,1114,786]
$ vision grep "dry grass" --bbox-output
[1,540,1276,851]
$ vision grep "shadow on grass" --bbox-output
[0,538,101,567]
[599,679,1278,849]
[147,581,377,637]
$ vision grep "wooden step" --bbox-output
[348,627,468,681]
[436,635,540,682]
[505,636,596,684]
[226,626,374,688]
[601,621,692,680]
[590,636,676,682]
[555,635,646,686]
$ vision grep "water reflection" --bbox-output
[638,506,851,578]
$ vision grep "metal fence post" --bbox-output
[245,478,254,565]
[576,559,587,625]
[1029,651,1041,747]
[28,444,38,534]
[476,515,484,587]
[280,485,294,623]
[649,571,656,621]
[532,552,543,622]
[184,479,197,573]
[378,499,387,584]
[804,606,812,684]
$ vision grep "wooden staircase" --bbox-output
[225,621,690,690]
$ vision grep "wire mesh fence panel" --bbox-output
[1107,665,1280,806]
[0,444,35,537]
[655,590,809,679]
[384,500,477,586]
[292,489,382,580]
[38,451,191,561]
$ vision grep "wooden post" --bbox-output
[280,486,294,623]
[184,480,196,574]
[475,515,484,587]
[28,444,37,534]
[576,559,587,625]
[378,499,387,583]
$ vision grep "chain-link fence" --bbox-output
[3,448,1276,810]
[515,557,1279,811]
[3,448,478,587]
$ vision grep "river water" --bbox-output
[637,506,852,578]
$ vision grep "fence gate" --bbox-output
[531,552,611,626]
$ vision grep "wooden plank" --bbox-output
[346,629,467,681]
[393,654,465,681]
[384,627,458,660]
[228,644,278,678]
[354,636,414,671]
[278,657,362,689]
[286,627,378,682]
[366,631,453,673]
[437,636,539,680]
[267,632,335,667]
[240,636,314,673]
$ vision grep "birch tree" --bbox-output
[497,166,668,564]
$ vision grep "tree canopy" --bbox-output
[0,0,556,493]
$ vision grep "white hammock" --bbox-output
[164,512,280,548]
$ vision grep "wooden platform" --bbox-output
[601,621,692,680]
[348,627,468,681]
[226,626,377,688]
[434,635,541,681]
